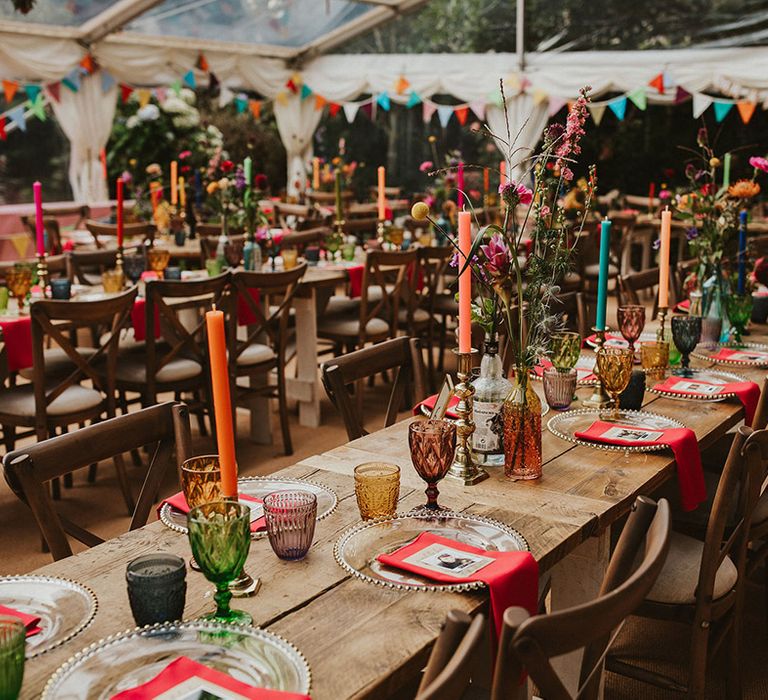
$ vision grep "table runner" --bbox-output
[652,375,760,425]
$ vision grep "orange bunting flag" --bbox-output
[137,89,151,108]
[648,73,664,94]
[395,76,410,95]
[249,100,262,120]
[314,94,327,111]
[329,102,342,117]
[455,106,469,126]
[120,84,134,103]
[80,54,95,74]
[737,101,757,125]
[3,80,18,104]
[197,53,209,72]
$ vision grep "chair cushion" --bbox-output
[324,296,361,315]
[18,347,97,381]
[397,307,430,324]
[0,384,103,418]
[100,328,147,353]
[236,343,276,366]
[432,294,458,315]
[317,315,389,338]
[645,531,737,605]
[115,356,202,385]
[583,263,619,279]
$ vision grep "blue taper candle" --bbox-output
[595,218,612,331]
[738,209,748,294]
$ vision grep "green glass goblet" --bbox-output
[671,315,702,377]
[0,617,25,700]
[187,501,252,625]
[726,293,753,345]
[550,331,581,372]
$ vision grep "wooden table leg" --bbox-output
[287,290,322,428]
[244,374,273,445]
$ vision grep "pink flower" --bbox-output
[659,189,672,200]
[178,150,192,160]
[539,205,551,218]
[552,86,591,181]
[480,233,512,279]
[499,181,533,207]
[750,156,768,173]
[419,160,434,173]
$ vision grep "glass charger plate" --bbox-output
[530,355,599,386]
[0,576,97,659]
[42,620,311,699]
[646,368,748,402]
[334,511,529,592]
[585,331,657,349]
[691,342,768,367]
[547,408,684,453]
[159,476,338,537]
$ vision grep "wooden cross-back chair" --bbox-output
[552,290,589,340]
[84,220,155,249]
[491,496,670,700]
[306,190,354,207]
[3,402,191,562]
[281,226,330,251]
[342,217,379,240]
[608,426,768,698]
[321,336,426,441]
[229,264,307,455]
[273,202,325,230]
[617,266,663,320]
[415,246,453,385]
[415,611,487,700]
[67,248,123,286]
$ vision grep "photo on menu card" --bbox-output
[402,543,494,578]
[601,427,664,443]
[152,677,240,699]
[675,381,722,395]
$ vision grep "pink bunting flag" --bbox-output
[422,102,437,123]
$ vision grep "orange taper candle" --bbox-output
[205,306,238,498]
[170,161,178,205]
[377,166,386,220]
[458,211,472,354]
[658,206,672,308]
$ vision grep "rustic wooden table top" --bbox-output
[18,324,768,699]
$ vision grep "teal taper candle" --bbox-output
[595,218,611,331]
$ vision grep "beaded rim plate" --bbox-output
[0,575,97,659]
[333,511,529,593]
[529,356,600,387]
[547,408,684,453]
[585,331,657,350]
[646,368,748,402]
[691,342,768,367]
[159,476,338,538]
[41,620,311,699]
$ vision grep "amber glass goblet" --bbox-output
[641,340,669,383]
[408,420,456,512]
[550,331,581,371]
[596,346,634,420]
[180,455,222,509]
[617,305,646,358]
[146,247,171,277]
[671,316,702,377]
[5,267,32,315]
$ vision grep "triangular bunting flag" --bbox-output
[406,91,421,108]
[100,70,115,93]
[154,86,167,102]
[547,97,566,117]
[437,105,453,128]
[520,76,532,91]
[589,104,607,126]
[137,89,151,108]
[469,100,485,120]
[343,102,359,123]
[3,80,19,103]
[329,102,341,117]
[249,100,261,119]
[674,86,690,104]
[737,101,757,124]
[62,69,80,92]
[713,100,733,123]
[120,84,134,103]
[488,89,504,108]
[24,84,41,103]
[422,102,437,123]
[648,72,664,94]
[360,102,373,120]
[455,106,469,126]
[275,91,289,106]
[692,93,713,118]
[234,95,248,114]
[314,94,326,111]
[505,74,521,93]
[627,88,647,110]
[80,54,95,74]
[395,76,410,94]
[532,89,548,106]
[0,116,5,141]
[28,94,46,121]
[7,106,26,132]
[608,97,627,121]
[197,53,209,72]
[182,70,196,89]
[300,84,312,100]
[285,78,298,94]
[377,92,390,111]
[46,82,60,103]
[11,233,27,256]
[218,84,234,108]
[171,80,182,96]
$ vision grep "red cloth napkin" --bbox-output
[0,604,42,637]
[111,656,310,699]
[130,298,161,342]
[532,357,596,383]
[675,299,691,313]
[710,347,768,365]
[378,532,538,639]
[0,317,33,372]
[159,492,266,533]
[237,288,262,327]
[347,265,364,298]
[653,375,760,426]
[413,394,459,419]
[575,420,706,511]
[584,332,627,348]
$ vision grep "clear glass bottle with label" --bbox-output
[472,337,512,467]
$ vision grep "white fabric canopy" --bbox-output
[273,96,324,195]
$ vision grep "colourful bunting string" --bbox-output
[314,94,326,111]
[182,70,195,89]
[62,69,80,92]
[234,95,248,114]
[7,106,25,132]
[80,54,95,75]
[328,103,341,117]
[422,102,436,123]
[120,84,134,103]
[608,97,627,121]
[28,94,46,121]
[154,86,167,102]
[589,104,606,126]
[343,102,359,123]
[395,76,410,94]
[437,105,453,127]
[170,80,182,96]
[547,97,566,117]
[100,70,115,93]
[692,93,712,118]
[249,100,261,119]
[674,86,690,104]
[137,89,151,108]
[3,80,18,104]
[360,102,373,120]
[532,89,548,106]
[406,91,421,108]
[47,82,60,103]
[737,101,756,124]
[627,88,647,111]
[488,89,504,108]
[285,78,298,94]
[713,101,733,123]
[469,100,485,120]
[455,106,469,126]
[377,92,390,111]
[275,92,289,106]
[649,73,664,94]
[196,53,209,72]
[24,84,40,102]
[300,84,312,100]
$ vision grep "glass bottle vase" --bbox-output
[502,370,543,480]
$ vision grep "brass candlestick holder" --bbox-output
[656,306,668,342]
[447,349,489,486]
[36,252,49,298]
[376,219,386,245]
[115,244,124,275]
[583,326,611,409]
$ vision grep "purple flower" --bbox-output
[685,226,699,240]
[120,170,132,184]
[750,156,768,174]
[480,233,512,279]
[234,165,246,191]
[498,181,533,207]
[652,238,661,250]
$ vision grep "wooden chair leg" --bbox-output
[63,472,73,488]
[194,390,209,436]
[2,424,15,453]
[426,324,436,393]
[51,477,61,501]
[727,614,742,700]
[112,453,135,515]
[87,463,98,483]
[277,370,293,456]
[687,623,710,698]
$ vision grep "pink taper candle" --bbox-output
[658,206,671,308]
[377,166,386,220]
[458,211,472,354]
[33,181,44,256]
[116,178,124,248]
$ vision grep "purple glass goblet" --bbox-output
[408,420,457,511]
